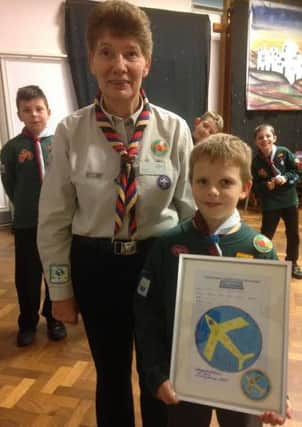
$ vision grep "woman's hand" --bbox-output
[156,380,180,405]
[258,398,293,425]
[52,298,79,324]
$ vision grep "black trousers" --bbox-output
[14,227,52,331]
[261,205,299,264]
[70,236,167,427]
[168,402,262,427]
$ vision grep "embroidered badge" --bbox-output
[18,149,33,163]
[49,264,69,284]
[236,252,254,259]
[171,245,189,256]
[253,234,273,253]
[258,168,268,178]
[151,140,169,157]
[157,175,171,190]
[137,277,151,297]
[241,370,270,401]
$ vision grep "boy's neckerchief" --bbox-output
[94,88,150,240]
[258,145,281,177]
[193,209,241,256]
[22,127,45,182]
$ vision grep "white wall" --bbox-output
[0,0,221,110]
[0,0,221,215]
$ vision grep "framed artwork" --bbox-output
[170,254,290,416]
[192,0,223,10]
[246,0,302,110]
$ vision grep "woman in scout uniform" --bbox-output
[37,2,194,427]
[251,123,302,279]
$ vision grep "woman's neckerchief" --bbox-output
[193,209,241,256]
[94,88,150,240]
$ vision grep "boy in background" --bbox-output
[135,133,292,426]
[0,85,67,346]
[192,111,224,144]
[252,123,302,280]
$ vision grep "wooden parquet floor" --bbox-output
[0,208,301,426]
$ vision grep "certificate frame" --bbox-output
[170,254,290,417]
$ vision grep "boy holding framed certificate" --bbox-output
[135,133,292,426]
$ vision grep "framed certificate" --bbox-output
[170,255,290,416]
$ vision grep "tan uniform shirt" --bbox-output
[38,102,195,300]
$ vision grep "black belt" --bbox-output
[72,235,154,256]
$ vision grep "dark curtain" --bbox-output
[230,0,302,152]
[65,0,210,128]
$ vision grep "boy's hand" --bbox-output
[258,398,293,425]
[273,176,286,186]
[266,180,275,190]
[156,380,180,405]
[52,298,79,324]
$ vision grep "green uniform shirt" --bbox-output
[134,219,277,396]
[0,133,52,228]
[252,146,299,211]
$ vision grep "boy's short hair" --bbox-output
[200,111,224,131]
[254,123,276,138]
[16,85,49,110]
[86,0,153,59]
[189,133,252,183]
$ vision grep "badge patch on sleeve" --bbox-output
[49,264,69,284]
[253,234,273,253]
[137,277,151,297]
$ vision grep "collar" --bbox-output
[100,95,144,126]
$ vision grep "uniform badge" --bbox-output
[253,234,273,253]
[258,168,268,178]
[18,149,33,163]
[171,245,189,256]
[151,140,169,157]
[137,276,151,297]
[157,175,171,190]
[49,264,69,284]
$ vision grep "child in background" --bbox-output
[252,123,302,279]
[135,133,292,426]
[0,85,67,346]
[192,111,224,144]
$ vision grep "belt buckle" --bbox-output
[113,240,137,255]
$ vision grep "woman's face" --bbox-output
[89,32,151,114]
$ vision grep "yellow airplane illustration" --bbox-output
[244,373,266,396]
[203,314,255,370]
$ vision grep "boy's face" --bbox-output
[255,127,276,157]
[192,117,218,144]
[191,157,251,232]
[17,98,50,137]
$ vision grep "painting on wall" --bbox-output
[192,0,223,10]
[246,0,302,110]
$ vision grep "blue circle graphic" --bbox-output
[241,370,270,400]
[195,306,262,372]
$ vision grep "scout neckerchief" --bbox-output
[22,127,45,182]
[193,209,241,256]
[95,88,150,240]
[258,145,281,177]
